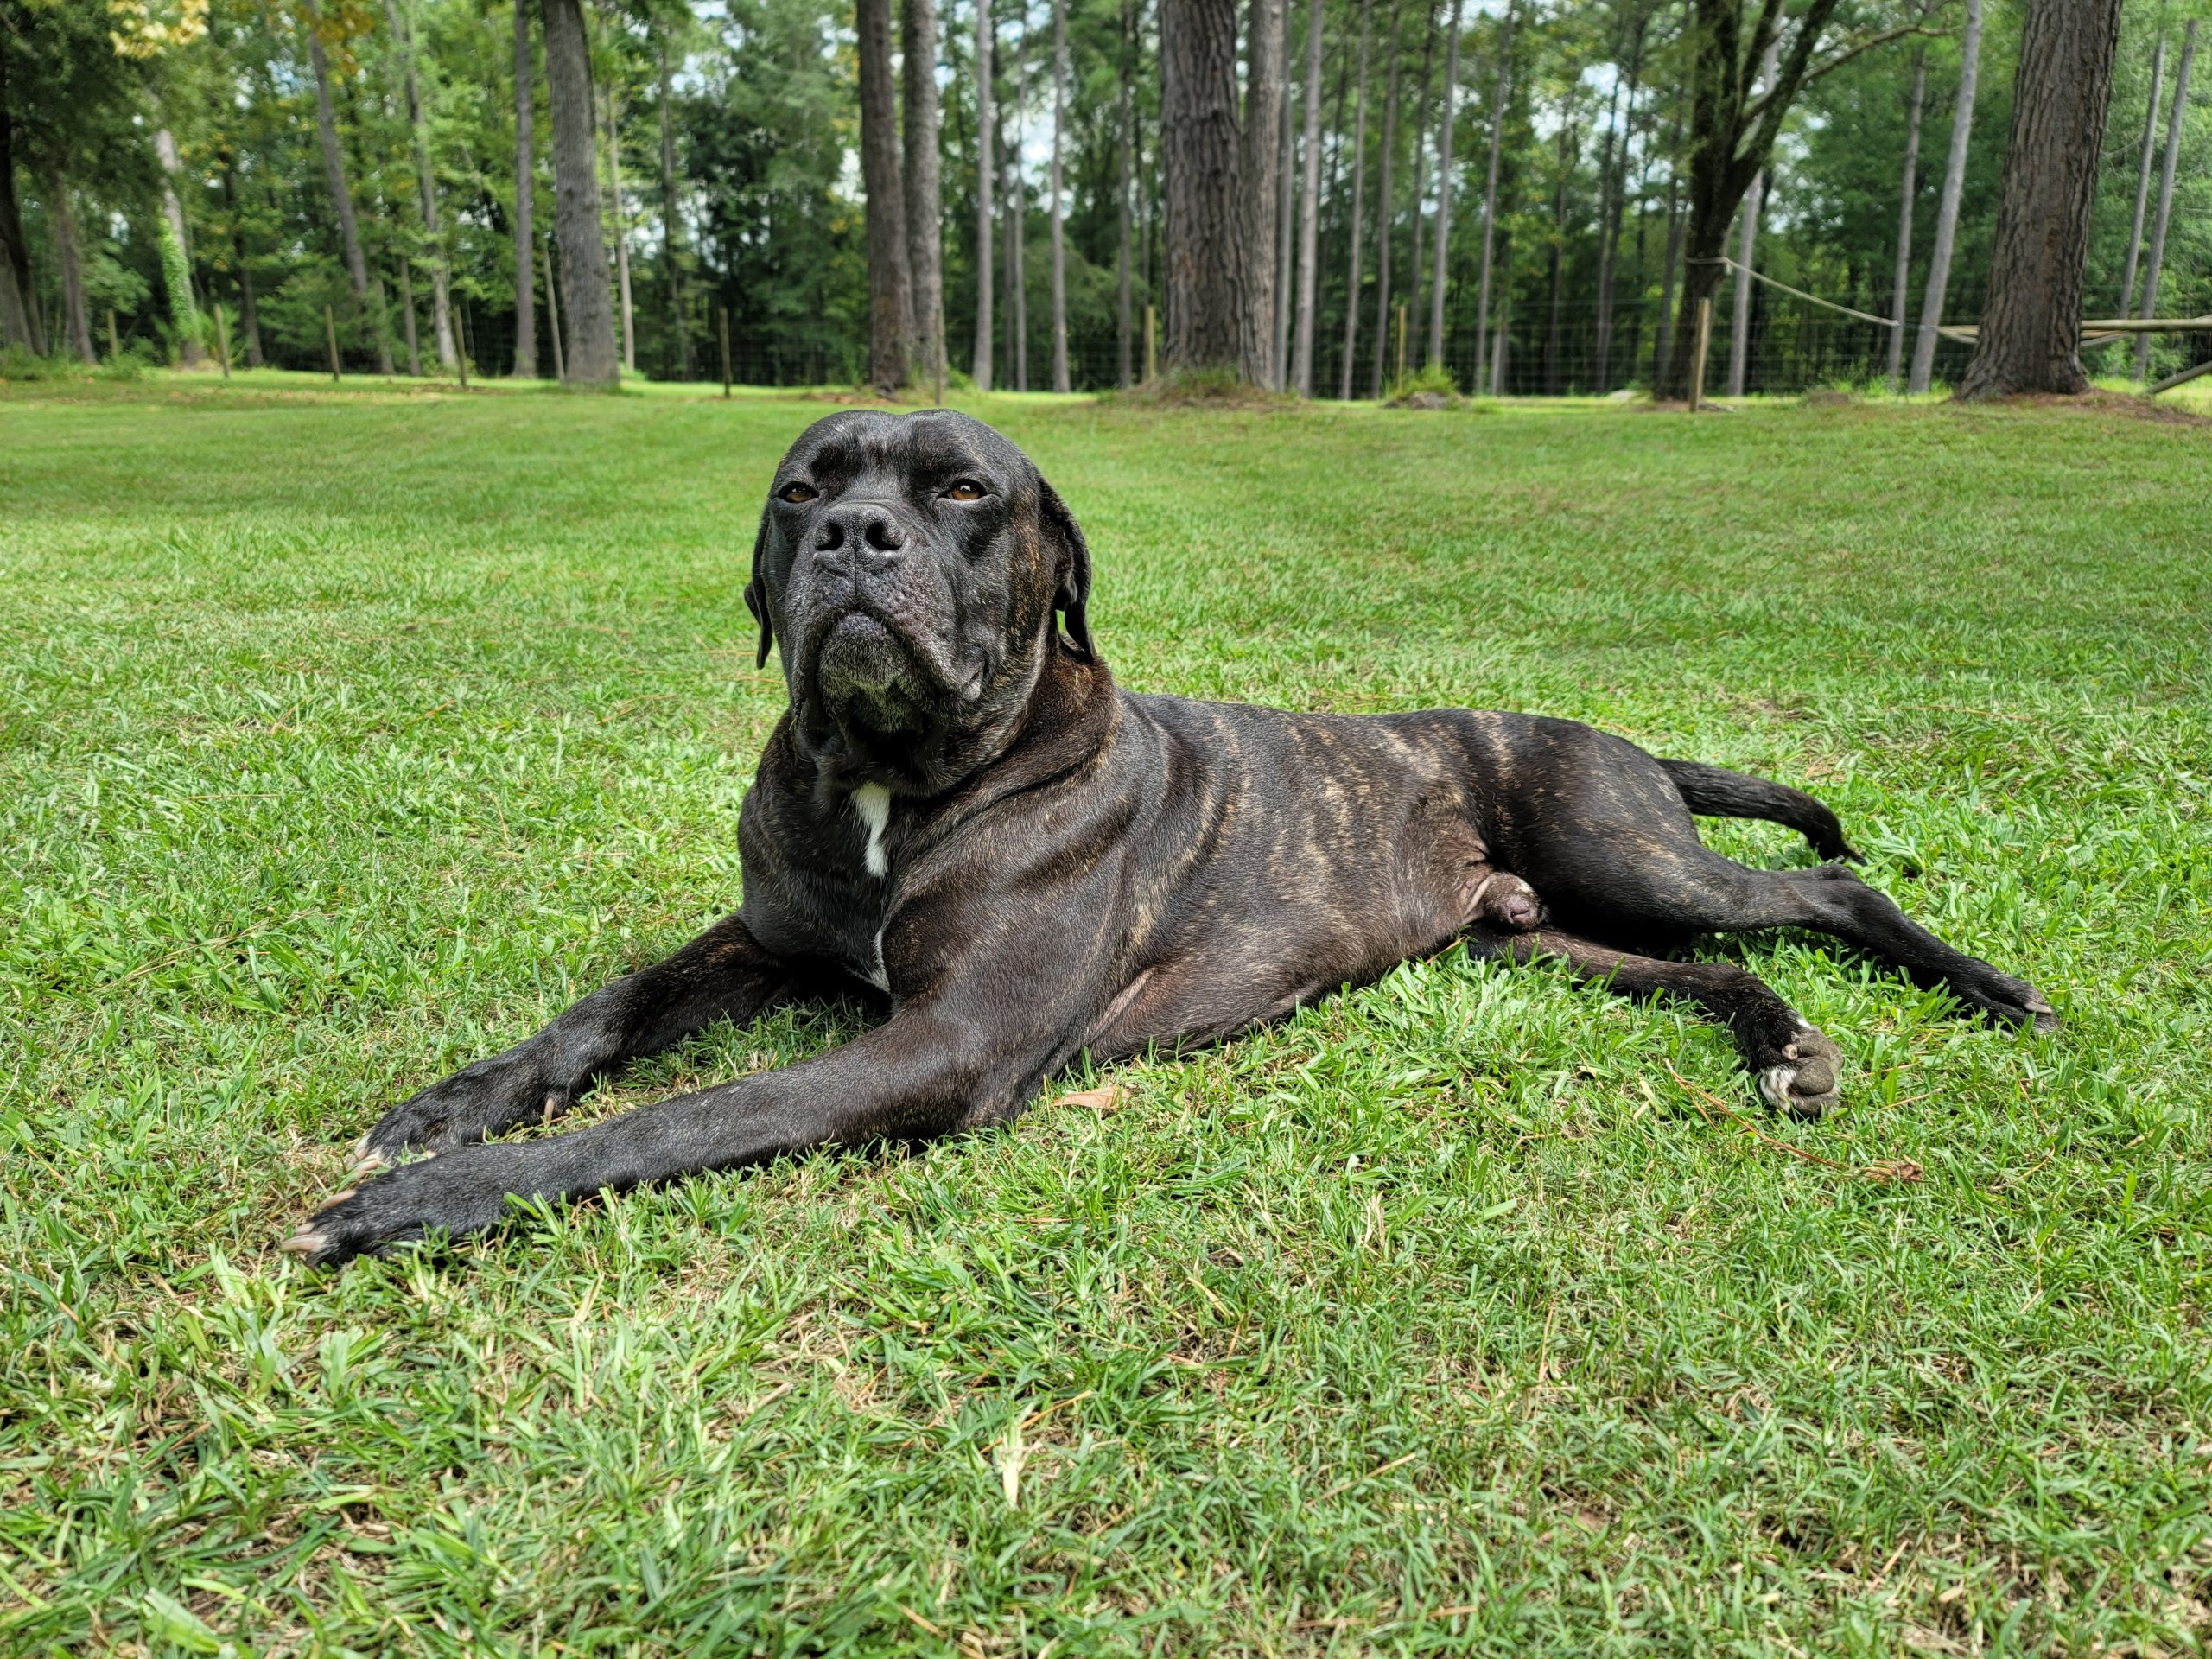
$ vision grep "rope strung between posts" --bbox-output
[1689,256,2212,346]
[1688,256,1978,340]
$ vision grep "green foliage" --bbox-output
[0,345,83,381]
[1385,361,1462,404]
[156,214,200,347]
[1,383,2208,1652]
[81,247,152,320]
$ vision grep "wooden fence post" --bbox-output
[324,305,341,382]
[1688,297,1713,411]
[719,308,732,397]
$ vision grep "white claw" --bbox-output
[278,1230,327,1256]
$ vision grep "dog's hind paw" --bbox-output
[1956,969,2060,1033]
[1756,1025,1843,1118]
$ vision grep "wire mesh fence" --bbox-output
[205,268,2201,397]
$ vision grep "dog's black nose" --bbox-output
[814,503,906,568]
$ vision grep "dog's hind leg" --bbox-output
[1470,924,1844,1116]
[1478,723,2055,1032]
[1541,847,2056,1033]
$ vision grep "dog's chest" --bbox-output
[846,785,893,988]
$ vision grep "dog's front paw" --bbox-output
[282,1146,535,1268]
[352,1048,574,1176]
[1755,1025,1843,1118]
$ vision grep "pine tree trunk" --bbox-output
[1887,50,1924,387]
[1117,0,1135,387]
[1623,102,1652,378]
[1048,0,1071,391]
[1289,0,1325,393]
[1908,0,1981,394]
[512,1,538,378]
[1592,11,1641,389]
[1726,33,1777,397]
[603,89,635,374]
[1957,0,2124,399]
[1423,0,1463,371]
[1471,2,1512,389]
[1592,81,1621,387]
[1273,83,1294,381]
[1367,0,1404,396]
[0,45,40,353]
[219,163,264,365]
[1337,0,1374,398]
[53,172,96,363]
[302,12,391,373]
[1241,0,1286,385]
[387,0,456,370]
[153,127,202,368]
[1010,20,1029,390]
[541,0,620,385]
[1160,0,1248,373]
[905,0,947,392]
[2132,21,2195,379]
[657,38,692,380]
[1544,104,1572,393]
[974,0,996,390]
[1404,0,1439,350]
[2119,33,2166,317]
[1654,96,1683,390]
[857,0,912,391]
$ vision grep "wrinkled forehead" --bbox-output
[775,410,1033,487]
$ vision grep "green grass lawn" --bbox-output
[3,375,2209,1656]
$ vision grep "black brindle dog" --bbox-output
[286,410,2056,1264]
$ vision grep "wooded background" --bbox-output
[2,0,2203,396]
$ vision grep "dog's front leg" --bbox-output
[351,912,800,1173]
[286,993,1070,1266]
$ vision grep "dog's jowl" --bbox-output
[287,410,2056,1264]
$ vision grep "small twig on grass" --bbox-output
[1664,1064,1923,1184]
[109,918,302,988]
[1317,1450,1420,1503]
[894,1604,946,1638]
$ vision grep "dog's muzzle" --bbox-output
[812,607,934,734]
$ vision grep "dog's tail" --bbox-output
[1658,758,1862,863]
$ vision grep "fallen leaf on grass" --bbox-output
[1059,1084,1122,1112]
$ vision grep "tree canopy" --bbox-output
[3,0,2203,391]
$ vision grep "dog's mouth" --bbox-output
[809,609,936,738]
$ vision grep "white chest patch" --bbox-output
[850,784,891,879]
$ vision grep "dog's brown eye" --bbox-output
[944,480,986,502]
[778,481,817,505]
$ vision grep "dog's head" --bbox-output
[747,410,1095,794]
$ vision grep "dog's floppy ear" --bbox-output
[743,502,774,670]
[1037,476,1096,662]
